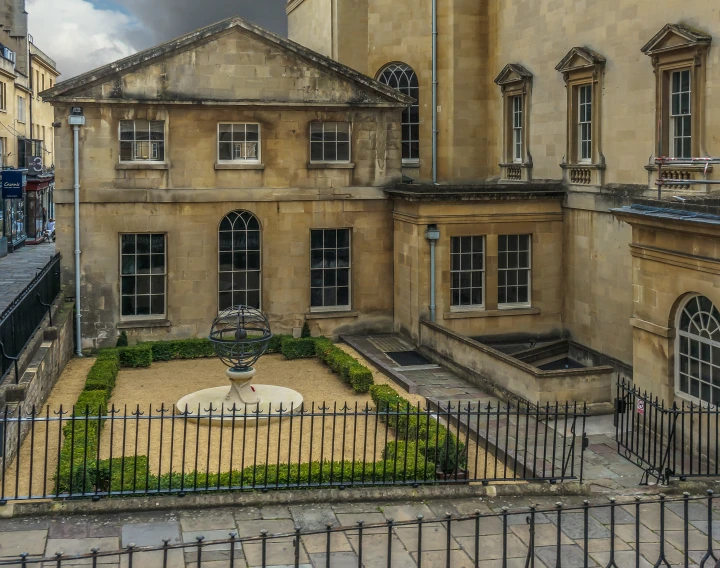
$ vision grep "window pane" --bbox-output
[324,230,337,248]
[219,142,232,161]
[136,295,150,315]
[219,124,232,142]
[337,142,350,161]
[311,142,324,161]
[311,288,323,307]
[136,276,150,294]
[121,234,135,254]
[150,121,164,141]
[121,276,135,295]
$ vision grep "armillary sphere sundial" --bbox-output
[176,306,304,425]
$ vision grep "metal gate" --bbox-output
[616,380,719,484]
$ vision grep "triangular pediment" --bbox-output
[555,46,606,73]
[641,23,712,56]
[494,63,532,86]
[42,17,411,108]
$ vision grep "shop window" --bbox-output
[119,120,165,162]
[555,47,606,185]
[498,234,531,307]
[494,63,533,181]
[120,234,167,318]
[641,24,711,163]
[310,228,351,310]
[377,63,419,163]
[310,123,350,163]
[218,210,261,311]
[676,295,720,406]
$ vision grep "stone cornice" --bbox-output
[286,0,305,15]
[629,244,720,276]
[613,207,720,238]
[393,211,563,225]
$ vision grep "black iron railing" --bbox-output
[616,380,720,484]
[0,253,61,384]
[0,492,717,567]
[0,400,587,501]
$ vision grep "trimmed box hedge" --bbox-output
[118,344,152,368]
[312,338,374,393]
[280,337,316,360]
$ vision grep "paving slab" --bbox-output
[44,538,119,565]
[179,510,236,532]
[346,534,416,568]
[411,548,475,568]
[236,519,296,540]
[308,551,358,568]
[243,540,309,567]
[535,544,595,568]
[182,530,242,551]
[121,522,180,547]
[0,529,47,556]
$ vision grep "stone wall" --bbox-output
[286,0,333,60]
[0,295,74,474]
[419,320,614,404]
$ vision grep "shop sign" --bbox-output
[2,170,25,199]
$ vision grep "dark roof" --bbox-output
[385,182,565,201]
[41,16,412,106]
[611,204,720,226]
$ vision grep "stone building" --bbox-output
[45,2,720,408]
[0,0,60,255]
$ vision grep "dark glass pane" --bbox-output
[691,379,700,398]
[151,234,164,253]
[461,254,471,271]
[460,272,471,289]
[120,121,134,140]
[519,252,529,268]
[137,234,151,253]
[324,250,336,268]
[337,268,349,287]
[409,105,419,123]
[460,289,471,305]
[219,142,232,161]
[680,309,691,330]
[310,125,324,141]
[324,270,336,287]
[311,230,324,250]
[151,295,164,315]
[680,374,688,394]
[508,235,518,250]
[507,253,518,269]
[247,290,260,309]
[471,288,482,306]
[402,125,410,142]
[150,121,164,141]
[324,230,337,248]
[518,270,529,286]
[337,287,349,306]
[324,142,337,161]
[219,252,233,272]
[121,296,135,316]
[310,142,324,161]
[472,271,482,288]
[136,276,150,294]
[472,253,483,270]
[151,254,164,274]
[219,292,232,311]
[337,143,350,161]
[336,125,350,142]
[451,272,460,289]
[311,249,323,269]
[151,275,164,294]
[507,271,517,286]
[498,288,507,304]
[233,271,247,291]
[498,271,506,286]
[119,142,132,162]
[402,142,410,160]
[233,231,247,250]
[460,236,470,252]
[219,125,232,142]
[324,287,336,306]
[232,291,246,308]
[121,235,135,254]
[498,235,508,253]
[233,252,247,270]
[311,269,323,287]
[121,276,135,295]
[410,125,419,143]
[136,295,150,315]
[498,253,507,270]
[136,254,150,274]
[247,215,259,231]
[337,230,350,248]
[311,288,323,307]
[247,271,260,290]
[246,124,259,141]
[451,238,460,254]
[472,236,483,251]
[518,287,529,304]
[220,216,233,231]
[337,248,350,268]
[219,272,232,292]
[506,287,518,304]
[451,254,460,271]
[121,255,136,276]
[451,290,460,306]
[247,251,260,270]
[247,231,260,250]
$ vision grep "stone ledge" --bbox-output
[214,163,265,171]
[307,162,355,170]
[115,162,169,171]
[630,317,674,338]
[305,311,358,320]
[444,307,540,319]
[117,319,172,329]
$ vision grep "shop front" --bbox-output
[1,169,27,253]
[25,175,54,244]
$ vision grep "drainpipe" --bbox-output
[425,224,440,322]
[431,0,438,184]
[68,112,85,356]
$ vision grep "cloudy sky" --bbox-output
[26,0,288,80]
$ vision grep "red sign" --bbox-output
[637,399,645,415]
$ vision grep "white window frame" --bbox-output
[577,84,592,163]
[218,210,262,312]
[118,119,166,163]
[511,95,523,163]
[450,236,485,312]
[498,234,532,309]
[309,122,351,164]
[674,294,720,407]
[670,69,692,159]
[309,228,352,313]
[217,123,261,164]
[119,233,167,321]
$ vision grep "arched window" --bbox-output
[218,211,261,311]
[377,63,419,162]
[677,295,720,405]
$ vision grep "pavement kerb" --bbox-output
[0,482,592,518]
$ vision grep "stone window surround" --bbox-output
[641,23,712,179]
[494,63,533,182]
[556,47,606,187]
[442,232,535,319]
